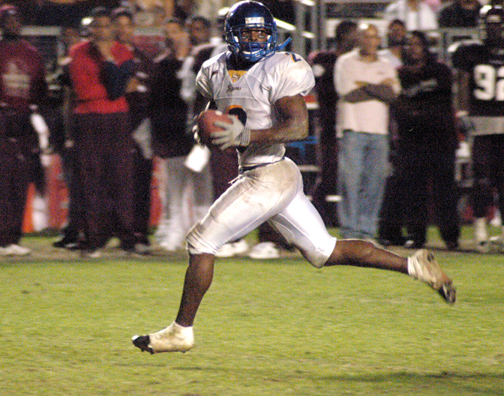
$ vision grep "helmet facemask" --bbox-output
[227,24,277,62]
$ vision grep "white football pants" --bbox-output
[187,158,336,268]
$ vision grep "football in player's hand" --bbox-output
[197,110,233,147]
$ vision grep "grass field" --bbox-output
[1,229,503,396]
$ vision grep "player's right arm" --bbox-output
[212,94,309,150]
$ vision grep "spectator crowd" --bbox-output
[1,0,503,257]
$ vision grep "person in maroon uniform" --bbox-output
[69,6,137,258]
[451,4,504,252]
[0,4,47,257]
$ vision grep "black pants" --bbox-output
[132,146,153,244]
[471,134,504,219]
[73,112,135,250]
[383,147,460,245]
[310,125,338,227]
[0,111,35,246]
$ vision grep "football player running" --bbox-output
[451,4,504,252]
[132,0,456,354]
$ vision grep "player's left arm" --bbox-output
[357,65,401,103]
[455,69,471,114]
[360,77,399,103]
[31,52,49,107]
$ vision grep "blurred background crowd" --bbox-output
[0,0,503,258]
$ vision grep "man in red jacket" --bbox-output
[0,4,47,256]
[69,6,137,258]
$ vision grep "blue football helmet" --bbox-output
[225,1,280,62]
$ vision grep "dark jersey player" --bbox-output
[451,4,504,252]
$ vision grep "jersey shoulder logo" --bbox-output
[284,52,301,62]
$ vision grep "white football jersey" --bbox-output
[196,51,315,167]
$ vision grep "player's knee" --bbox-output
[186,224,218,255]
[307,254,327,269]
[301,238,337,269]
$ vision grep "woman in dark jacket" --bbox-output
[391,31,460,250]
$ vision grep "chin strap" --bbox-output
[275,37,292,52]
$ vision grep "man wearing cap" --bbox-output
[0,4,48,256]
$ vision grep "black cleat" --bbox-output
[132,335,154,354]
[438,283,457,304]
[53,236,80,250]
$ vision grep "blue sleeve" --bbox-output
[101,59,135,100]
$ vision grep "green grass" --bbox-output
[1,230,503,396]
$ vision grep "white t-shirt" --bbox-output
[334,48,400,137]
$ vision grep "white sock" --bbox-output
[172,321,193,335]
[474,217,488,242]
[407,256,417,278]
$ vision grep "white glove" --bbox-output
[212,115,250,150]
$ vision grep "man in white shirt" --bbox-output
[335,24,400,240]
